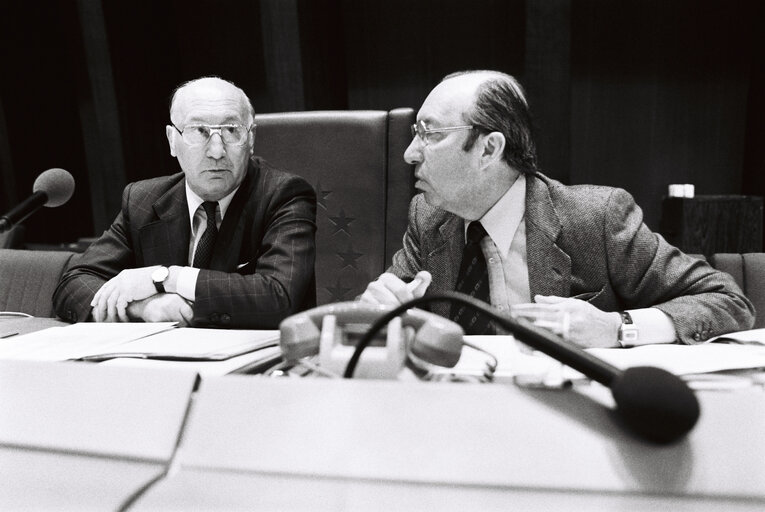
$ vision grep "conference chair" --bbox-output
[254,109,416,305]
[0,225,24,249]
[0,249,77,317]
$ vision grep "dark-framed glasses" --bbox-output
[171,123,253,146]
[411,120,473,145]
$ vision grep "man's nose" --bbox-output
[206,133,226,159]
[404,137,423,165]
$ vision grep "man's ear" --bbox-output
[480,132,506,168]
[249,125,256,155]
[166,125,177,157]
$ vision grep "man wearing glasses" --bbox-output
[360,70,753,347]
[54,76,316,328]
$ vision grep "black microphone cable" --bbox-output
[344,291,701,444]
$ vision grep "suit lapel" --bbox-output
[140,180,190,266]
[525,174,571,299]
[427,214,463,318]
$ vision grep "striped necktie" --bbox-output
[192,201,218,269]
[449,221,494,334]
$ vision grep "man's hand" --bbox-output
[126,294,194,326]
[359,271,432,306]
[91,266,162,322]
[513,295,622,348]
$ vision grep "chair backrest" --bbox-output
[254,109,415,305]
[709,253,765,329]
[0,249,77,317]
[0,225,25,249]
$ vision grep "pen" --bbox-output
[1,332,19,339]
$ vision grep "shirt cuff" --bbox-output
[627,308,677,345]
[177,266,200,301]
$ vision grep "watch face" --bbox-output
[152,266,169,283]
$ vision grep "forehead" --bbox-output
[172,80,248,124]
[417,75,483,125]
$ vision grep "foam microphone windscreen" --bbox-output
[32,168,75,207]
[610,366,700,444]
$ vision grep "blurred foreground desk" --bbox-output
[1,353,764,510]
[0,360,197,510]
[134,376,765,511]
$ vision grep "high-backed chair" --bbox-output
[254,109,416,305]
[0,225,25,249]
[709,253,765,328]
[0,249,77,317]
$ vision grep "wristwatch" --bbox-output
[617,311,639,347]
[151,266,169,293]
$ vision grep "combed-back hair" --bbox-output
[444,70,538,174]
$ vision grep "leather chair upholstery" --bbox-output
[0,249,77,317]
[709,253,765,328]
[254,109,415,305]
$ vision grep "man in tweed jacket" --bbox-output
[360,71,753,347]
[54,77,316,329]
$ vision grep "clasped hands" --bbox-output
[359,272,621,348]
[91,266,193,325]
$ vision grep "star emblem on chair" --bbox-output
[337,244,363,269]
[325,277,352,302]
[329,209,355,235]
[315,180,332,210]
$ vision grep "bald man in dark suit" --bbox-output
[54,77,316,329]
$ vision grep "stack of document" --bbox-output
[0,323,281,376]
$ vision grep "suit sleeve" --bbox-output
[52,184,137,323]
[604,188,754,343]
[387,195,423,281]
[191,175,316,329]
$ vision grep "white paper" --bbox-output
[0,322,177,361]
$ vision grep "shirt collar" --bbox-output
[467,173,526,256]
[185,183,239,231]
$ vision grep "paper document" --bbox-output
[443,335,765,382]
[101,344,283,377]
[708,328,765,345]
[588,342,765,376]
[0,322,176,361]
[78,328,280,362]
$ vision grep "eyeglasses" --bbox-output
[171,123,252,147]
[411,120,473,145]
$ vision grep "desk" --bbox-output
[133,377,765,510]
[0,360,197,510]
[1,341,764,510]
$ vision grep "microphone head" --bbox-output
[610,366,700,444]
[32,168,75,207]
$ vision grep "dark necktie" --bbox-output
[450,221,494,334]
[192,201,218,269]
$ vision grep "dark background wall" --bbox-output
[1,0,763,245]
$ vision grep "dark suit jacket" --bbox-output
[389,172,754,344]
[53,158,317,329]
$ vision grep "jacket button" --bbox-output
[221,314,231,325]
[210,313,220,323]
[693,333,701,341]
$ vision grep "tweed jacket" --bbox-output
[388,172,754,344]
[53,158,317,329]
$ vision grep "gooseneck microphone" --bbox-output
[0,168,75,233]
[347,291,700,444]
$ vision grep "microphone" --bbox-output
[346,292,700,444]
[0,168,75,233]
[507,313,700,444]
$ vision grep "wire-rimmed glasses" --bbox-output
[171,123,253,146]
[410,120,473,145]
